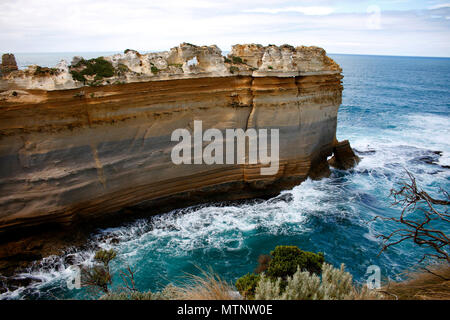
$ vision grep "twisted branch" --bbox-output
[374,171,449,263]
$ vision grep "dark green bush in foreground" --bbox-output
[267,246,324,279]
[235,273,260,299]
[235,245,324,299]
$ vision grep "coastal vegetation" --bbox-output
[69,57,115,84]
[229,66,239,74]
[116,63,130,76]
[34,66,59,76]
[230,56,243,64]
[151,66,159,74]
[80,249,116,294]
[254,263,381,300]
[235,246,324,299]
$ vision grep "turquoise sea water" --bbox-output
[1,54,449,299]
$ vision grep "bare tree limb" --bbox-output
[374,170,449,264]
[119,265,137,292]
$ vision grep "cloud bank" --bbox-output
[0,0,449,57]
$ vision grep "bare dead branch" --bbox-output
[374,170,449,264]
[119,265,137,292]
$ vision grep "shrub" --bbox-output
[235,273,260,299]
[231,56,243,64]
[81,264,113,294]
[268,66,273,70]
[116,63,130,76]
[236,246,324,298]
[266,246,324,279]
[70,57,114,83]
[151,66,159,74]
[124,49,138,54]
[255,263,383,300]
[229,66,239,74]
[254,275,282,300]
[70,70,86,82]
[34,66,59,76]
[81,249,117,294]
[100,286,179,300]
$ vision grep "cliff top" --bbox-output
[0,43,341,91]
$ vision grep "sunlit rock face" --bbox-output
[230,44,342,73]
[0,43,352,235]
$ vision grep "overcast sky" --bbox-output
[1,0,449,57]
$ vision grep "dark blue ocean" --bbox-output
[2,53,449,299]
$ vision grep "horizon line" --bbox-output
[4,50,450,60]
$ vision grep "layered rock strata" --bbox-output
[0,43,354,239]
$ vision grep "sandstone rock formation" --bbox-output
[0,43,341,91]
[0,54,18,76]
[0,43,357,240]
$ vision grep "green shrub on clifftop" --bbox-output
[229,66,239,74]
[34,66,59,76]
[151,66,159,74]
[231,56,243,64]
[70,57,115,84]
[266,246,324,279]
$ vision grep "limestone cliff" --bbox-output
[0,43,356,238]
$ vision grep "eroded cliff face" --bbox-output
[0,43,356,238]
